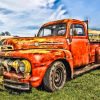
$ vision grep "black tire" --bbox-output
[43,61,67,92]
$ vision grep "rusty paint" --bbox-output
[0,19,99,89]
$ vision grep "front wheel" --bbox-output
[43,61,67,92]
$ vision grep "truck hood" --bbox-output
[2,36,69,51]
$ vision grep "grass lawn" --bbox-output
[0,69,100,100]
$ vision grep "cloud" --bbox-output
[3,0,100,36]
[0,0,60,12]
[0,0,100,37]
[61,0,100,28]
[0,7,14,14]
[0,0,69,36]
[48,5,69,21]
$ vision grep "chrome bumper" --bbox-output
[4,79,30,91]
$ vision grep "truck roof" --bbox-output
[43,19,83,27]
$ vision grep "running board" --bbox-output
[73,64,100,77]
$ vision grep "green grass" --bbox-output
[0,69,100,100]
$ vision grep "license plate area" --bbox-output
[10,77,19,82]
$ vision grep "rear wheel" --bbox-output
[43,61,67,92]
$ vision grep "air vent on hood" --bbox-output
[1,45,14,51]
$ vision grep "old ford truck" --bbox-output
[0,19,99,92]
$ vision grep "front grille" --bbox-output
[0,57,31,91]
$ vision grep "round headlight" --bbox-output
[19,62,25,73]
[19,66,25,73]
[19,60,31,73]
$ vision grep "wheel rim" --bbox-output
[53,63,65,87]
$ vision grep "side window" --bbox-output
[38,27,52,37]
[57,24,66,36]
[43,28,52,36]
[38,23,66,37]
[70,24,85,36]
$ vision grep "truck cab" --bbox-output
[0,19,99,92]
[37,19,94,67]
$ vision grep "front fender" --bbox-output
[0,49,74,87]
[30,49,74,87]
[33,49,73,68]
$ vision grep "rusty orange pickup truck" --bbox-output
[0,19,100,92]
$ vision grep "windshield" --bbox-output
[37,23,66,37]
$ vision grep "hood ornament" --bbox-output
[34,42,40,46]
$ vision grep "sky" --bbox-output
[0,0,100,36]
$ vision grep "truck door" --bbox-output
[69,23,89,68]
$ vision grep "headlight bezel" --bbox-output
[19,60,31,73]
